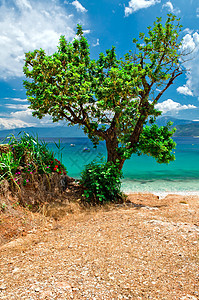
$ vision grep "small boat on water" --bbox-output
[83,147,90,152]
[70,144,75,147]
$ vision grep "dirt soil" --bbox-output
[0,192,199,299]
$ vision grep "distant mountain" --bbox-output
[0,125,86,139]
[156,116,199,137]
[173,123,199,137]
[156,116,194,127]
[0,117,199,139]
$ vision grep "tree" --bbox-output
[23,14,184,170]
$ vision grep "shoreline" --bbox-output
[124,190,199,199]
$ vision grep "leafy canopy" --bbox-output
[23,15,183,167]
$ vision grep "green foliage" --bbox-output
[1,202,7,211]
[54,139,65,163]
[0,133,67,189]
[0,151,20,189]
[23,15,184,170]
[9,132,66,175]
[80,159,123,204]
[138,123,176,163]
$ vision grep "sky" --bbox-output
[0,0,199,130]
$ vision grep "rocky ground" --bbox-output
[0,191,199,299]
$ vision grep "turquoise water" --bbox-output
[47,137,199,194]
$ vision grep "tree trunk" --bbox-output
[105,136,125,171]
[130,108,148,148]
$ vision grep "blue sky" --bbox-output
[0,0,199,130]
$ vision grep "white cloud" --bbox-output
[155,99,196,114]
[0,107,64,130]
[15,0,32,10]
[0,0,82,79]
[196,7,199,18]
[10,108,53,126]
[4,104,29,110]
[10,108,65,128]
[177,85,193,96]
[83,30,90,35]
[162,1,181,14]
[180,32,199,97]
[162,1,173,11]
[4,97,28,102]
[71,0,87,13]
[0,118,34,130]
[183,28,194,35]
[181,33,198,53]
[125,0,160,16]
[92,39,99,47]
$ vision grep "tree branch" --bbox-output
[153,69,182,104]
[63,104,107,139]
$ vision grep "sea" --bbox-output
[46,136,199,197]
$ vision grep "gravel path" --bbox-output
[0,194,199,299]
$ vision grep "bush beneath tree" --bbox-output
[80,159,124,204]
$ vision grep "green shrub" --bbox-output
[0,132,67,187]
[0,151,21,189]
[80,159,123,204]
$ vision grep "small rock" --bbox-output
[13,267,20,273]
[40,290,52,298]
[181,295,198,300]
[81,271,89,275]
[56,281,72,290]
[109,276,115,280]
[0,285,6,290]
